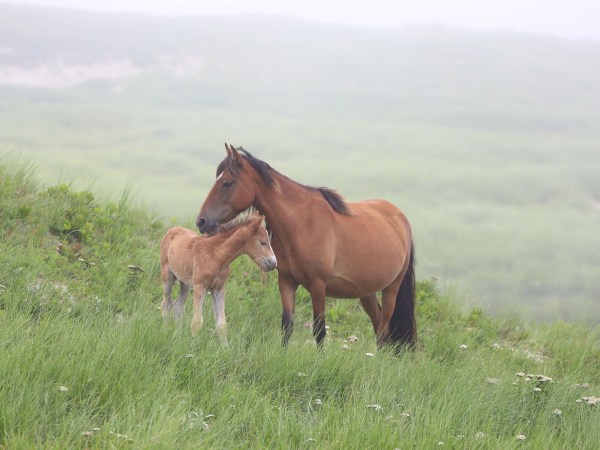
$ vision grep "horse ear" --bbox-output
[229,145,239,162]
[225,142,237,158]
[251,215,263,231]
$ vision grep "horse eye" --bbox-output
[260,241,268,246]
[222,180,234,188]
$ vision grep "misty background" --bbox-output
[1,1,599,324]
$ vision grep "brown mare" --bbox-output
[196,144,416,350]
[160,211,277,343]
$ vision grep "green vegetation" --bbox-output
[1,3,599,323]
[1,153,599,448]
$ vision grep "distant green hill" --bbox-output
[1,3,599,324]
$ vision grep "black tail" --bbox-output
[389,242,417,350]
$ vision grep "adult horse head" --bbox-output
[196,144,265,235]
[197,143,416,351]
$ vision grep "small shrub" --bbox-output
[45,184,97,242]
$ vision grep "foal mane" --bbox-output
[215,208,262,235]
[218,147,351,216]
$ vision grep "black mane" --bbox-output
[217,146,351,216]
[313,186,351,215]
[217,147,275,187]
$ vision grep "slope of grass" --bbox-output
[1,156,599,448]
[2,4,600,323]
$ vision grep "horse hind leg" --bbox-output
[376,279,403,348]
[173,281,190,322]
[360,294,381,335]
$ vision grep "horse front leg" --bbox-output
[211,287,228,346]
[278,274,298,346]
[309,282,327,348]
[191,283,207,336]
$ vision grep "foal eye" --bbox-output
[260,241,268,246]
[222,180,234,188]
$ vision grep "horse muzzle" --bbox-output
[196,216,217,235]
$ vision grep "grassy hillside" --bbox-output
[1,3,600,323]
[1,156,600,448]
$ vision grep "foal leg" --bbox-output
[360,294,381,336]
[161,269,176,320]
[173,282,190,322]
[211,288,228,346]
[191,283,207,336]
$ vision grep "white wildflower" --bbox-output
[580,396,600,406]
[366,404,383,412]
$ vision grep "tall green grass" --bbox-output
[1,155,599,448]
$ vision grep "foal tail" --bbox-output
[389,242,417,350]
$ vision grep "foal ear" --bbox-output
[251,215,263,232]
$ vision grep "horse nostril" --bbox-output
[196,217,206,232]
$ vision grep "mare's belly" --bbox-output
[325,277,364,299]
[325,270,398,299]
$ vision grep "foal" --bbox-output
[160,212,276,343]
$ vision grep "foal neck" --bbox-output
[209,222,254,265]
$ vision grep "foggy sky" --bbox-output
[5,0,600,41]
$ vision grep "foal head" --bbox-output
[242,214,277,272]
[197,144,269,235]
